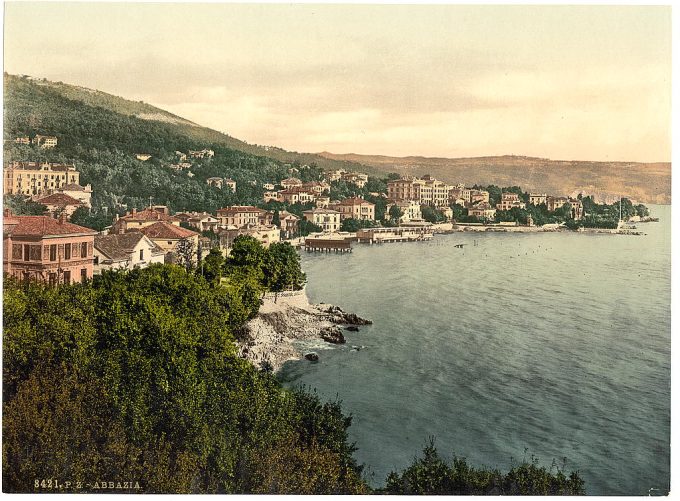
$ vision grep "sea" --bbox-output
[278,205,671,495]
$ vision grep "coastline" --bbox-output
[236,288,371,372]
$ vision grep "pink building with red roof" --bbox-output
[3,210,96,285]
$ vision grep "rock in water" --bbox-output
[345,325,359,332]
[320,326,346,344]
[305,353,319,362]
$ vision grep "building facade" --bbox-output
[93,232,165,273]
[4,162,80,196]
[111,207,181,234]
[3,211,95,284]
[496,193,526,211]
[302,208,341,233]
[332,197,375,221]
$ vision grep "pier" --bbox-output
[304,237,353,252]
[356,227,434,244]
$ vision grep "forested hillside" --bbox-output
[3,74,374,216]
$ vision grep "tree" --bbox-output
[175,238,196,272]
[4,195,47,216]
[384,440,585,495]
[388,204,403,223]
[3,266,367,494]
[340,218,378,232]
[272,210,281,228]
[202,247,225,284]
[263,242,306,292]
[299,219,322,237]
[421,205,445,223]
[227,235,267,272]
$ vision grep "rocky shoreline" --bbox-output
[236,291,371,372]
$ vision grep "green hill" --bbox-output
[2,73,377,217]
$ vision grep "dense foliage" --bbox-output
[223,236,306,292]
[384,441,585,495]
[3,194,47,216]
[3,265,364,493]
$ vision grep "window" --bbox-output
[81,268,87,282]
[23,244,30,261]
[168,241,172,245]
[64,243,71,260]
[48,273,57,287]
[81,242,88,258]
[139,249,144,261]
[62,271,71,284]
[50,244,57,261]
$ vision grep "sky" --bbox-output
[3,3,672,162]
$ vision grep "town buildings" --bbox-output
[110,206,181,234]
[188,149,214,159]
[175,212,220,233]
[280,177,303,189]
[468,202,497,220]
[386,200,422,223]
[387,176,452,207]
[56,183,93,208]
[35,193,83,218]
[278,211,300,238]
[568,198,584,220]
[4,162,80,196]
[529,193,548,206]
[32,135,58,148]
[341,172,369,188]
[218,224,281,250]
[496,192,526,211]
[93,232,165,273]
[547,196,569,212]
[330,197,375,221]
[302,208,341,233]
[138,221,200,258]
[216,206,263,227]
[3,211,96,284]
[14,136,30,145]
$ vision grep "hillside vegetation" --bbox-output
[3,74,379,217]
[318,152,671,204]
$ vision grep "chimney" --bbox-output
[4,208,13,218]
[132,208,137,216]
[59,212,67,224]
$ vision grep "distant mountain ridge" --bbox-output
[317,152,671,204]
[3,74,669,204]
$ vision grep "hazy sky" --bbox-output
[3,3,672,162]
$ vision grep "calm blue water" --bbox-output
[278,205,671,495]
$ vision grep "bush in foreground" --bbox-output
[383,440,585,495]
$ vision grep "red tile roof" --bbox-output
[120,208,179,222]
[94,232,164,261]
[36,193,83,206]
[60,183,87,192]
[4,215,96,237]
[139,221,198,239]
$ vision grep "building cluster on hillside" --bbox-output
[324,169,369,187]
[386,175,585,222]
[13,135,58,148]
[206,177,236,191]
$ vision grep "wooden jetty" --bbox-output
[304,237,353,253]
